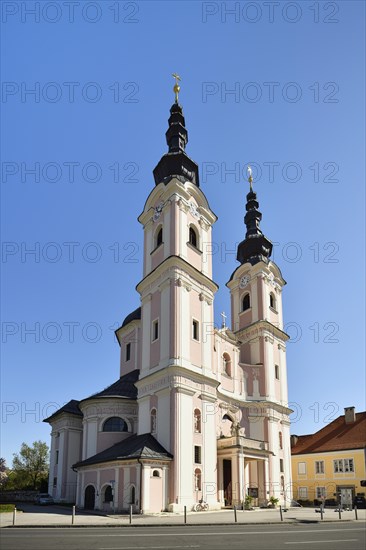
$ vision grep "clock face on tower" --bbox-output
[239,275,250,289]
[153,202,164,222]
[189,202,200,219]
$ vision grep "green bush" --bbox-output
[244,495,253,509]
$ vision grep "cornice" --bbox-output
[214,328,238,345]
[75,457,173,471]
[217,387,246,406]
[246,399,293,416]
[226,260,287,289]
[115,321,140,346]
[138,178,217,228]
[136,255,219,295]
[235,319,289,343]
[135,365,219,399]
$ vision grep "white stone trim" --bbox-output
[163,206,171,258]
[145,226,152,276]
[160,280,170,362]
[251,279,258,320]
[56,430,65,499]
[264,339,275,401]
[180,284,190,361]
[141,294,151,371]
[157,388,171,452]
[141,464,150,512]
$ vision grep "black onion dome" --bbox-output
[236,188,273,265]
[153,103,199,187]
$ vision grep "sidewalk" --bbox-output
[1,505,365,528]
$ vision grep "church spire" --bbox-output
[236,166,273,265]
[153,75,199,187]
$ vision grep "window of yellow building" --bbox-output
[316,487,326,499]
[315,460,324,474]
[333,458,354,473]
[298,487,308,499]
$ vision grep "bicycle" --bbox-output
[194,499,209,512]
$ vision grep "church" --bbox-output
[44,80,293,513]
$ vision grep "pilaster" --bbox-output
[141,293,152,373]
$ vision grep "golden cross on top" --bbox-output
[172,73,181,103]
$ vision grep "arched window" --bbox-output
[279,431,283,449]
[152,470,160,477]
[130,485,135,504]
[189,226,198,248]
[223,352,232,377]
[242,293,250,311]
[103,417,128,432]
[150,408,157,434]
[270,292,276,310]
[155,226,163,248]
[194,468,202,491]
[104,485,113,503]
[194,409,201,433]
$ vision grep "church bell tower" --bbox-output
[226,168,292,501]
[134,76,220,511]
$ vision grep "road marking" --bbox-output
[285,540,358,545]
[95,528,366,538]
[100,546,200,549]
[2,527,366,538]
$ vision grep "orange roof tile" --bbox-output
[291,412,366,455]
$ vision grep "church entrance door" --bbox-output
[223,459,232,506]
[84,485,95,510]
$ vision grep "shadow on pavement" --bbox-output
[14,503,108,517]
[288,518,320,524]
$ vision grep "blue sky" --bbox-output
[1,1,365,465]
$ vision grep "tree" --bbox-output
[12,441,49,490]
[0,458,8,488]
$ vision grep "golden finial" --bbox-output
[172,73,181,103]
[247,165,253,191]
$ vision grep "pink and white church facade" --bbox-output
[45,93,293,513]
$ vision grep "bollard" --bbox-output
[279,505,283,522]
[354,505,358,520]
[72,505,75,525]
[129,504,133,524]
[320,505,324,520]
[338,506,342,520]
[234,505,237,523]
[184,505,187,524]
[12,506,16,526]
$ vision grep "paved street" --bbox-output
[1,523,366,550]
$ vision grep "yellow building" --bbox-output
[291,407,366,508]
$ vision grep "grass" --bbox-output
[0,504,15,513]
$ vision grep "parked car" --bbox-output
[35,493,54,505]
[324,498,338,507]
[354,496,366,509]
